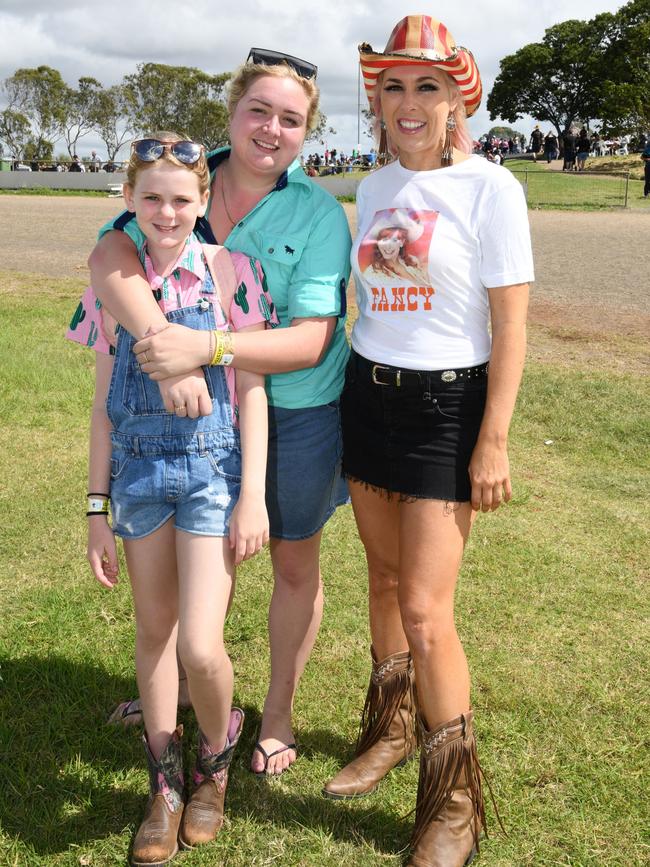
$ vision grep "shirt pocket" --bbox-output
[254,231,306,267]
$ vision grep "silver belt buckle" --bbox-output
[372,364,391,385]
[441,370,457,383]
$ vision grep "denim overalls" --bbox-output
[106,271,241,539]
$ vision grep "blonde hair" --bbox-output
[125,130,210,195]
[227,63,320,134]
[372,71,472,160]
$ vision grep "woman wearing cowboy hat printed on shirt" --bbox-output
[322,14,534,867]
[362,209,431,286]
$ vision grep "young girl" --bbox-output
[68,133,277,866]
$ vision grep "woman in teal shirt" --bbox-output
[89,50,351,777]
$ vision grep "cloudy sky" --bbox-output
[0,0,626,157]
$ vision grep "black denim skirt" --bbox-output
[341,350,488,502]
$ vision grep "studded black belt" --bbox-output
[355,353,489,388]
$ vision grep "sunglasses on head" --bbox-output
[131,139,205,165]
[246,47,317,80]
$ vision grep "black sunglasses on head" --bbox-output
[246,47,317,80]
[131,139,205,165]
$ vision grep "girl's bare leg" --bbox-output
[123,519,179,759]
[175,530,235,751]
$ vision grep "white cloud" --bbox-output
[0,0,629,155]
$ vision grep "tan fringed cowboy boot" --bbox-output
[406,711,487,867]
[131,726,184,867]
[178,708,244,849]
[322,648,416,799]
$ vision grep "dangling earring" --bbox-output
[441,113,456,167]
[378,119,388,164]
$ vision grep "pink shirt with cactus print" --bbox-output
[66,234,277,419]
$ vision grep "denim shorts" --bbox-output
[110,431,241,540]
[265,402,348,540]
[341,351,487,502]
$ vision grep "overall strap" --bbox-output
[202,244,237,325]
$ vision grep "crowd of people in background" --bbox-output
[301,147,378,176]
[11,152,119,172]
[524,125,647,170]
[476,127,648,169]
[8,131,649,177]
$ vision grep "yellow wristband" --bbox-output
[210,330,235,366]
[210,330,223,366]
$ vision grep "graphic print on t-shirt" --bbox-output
[358,208,439,312]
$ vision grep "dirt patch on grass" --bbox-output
[1,195,648,374]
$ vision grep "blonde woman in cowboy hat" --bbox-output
[323,14,534,866]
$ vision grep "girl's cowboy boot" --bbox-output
[131,726,184,867]
[178,708,244,849]
[323,648,416,799]
[406,711,488,867]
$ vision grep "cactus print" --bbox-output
[66,235,278,421]
[234,282,249,314]
[69,302,86,331]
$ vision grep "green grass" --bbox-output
[507,167,645,210]
[505,157,649,210]
[1,278,649,865]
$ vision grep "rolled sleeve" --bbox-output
[229,253,279,331]
[287,203,352,321]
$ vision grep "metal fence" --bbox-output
[510,169,630,209]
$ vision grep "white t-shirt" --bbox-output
[351,155,535,370]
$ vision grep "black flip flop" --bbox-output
[252,741,297,776]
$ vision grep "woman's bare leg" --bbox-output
[397,499,475,728]
[251,532,323,774]
[348,482,408,659]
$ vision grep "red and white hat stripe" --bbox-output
[358,15,482,117]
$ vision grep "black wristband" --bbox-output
[86,510,109,517]
[87,492,110,498]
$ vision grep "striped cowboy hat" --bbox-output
[359,15,482,117]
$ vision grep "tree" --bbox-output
[24,138,54,163]
[183,96,229,150]
[3,66,67,158]
[487,19,605,137]
[123,63,230,145]
[93,85,136,161]
[487,125,525,140]
[61,76,103,157]
[0,108,31,159]
[361,107,376,142]
[487,0,650,136]
[597,0,650,133]
[307,111,335,144]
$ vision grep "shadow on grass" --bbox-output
[0,654,142,854]
[228,703,411,857]
[0,660,408,859]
